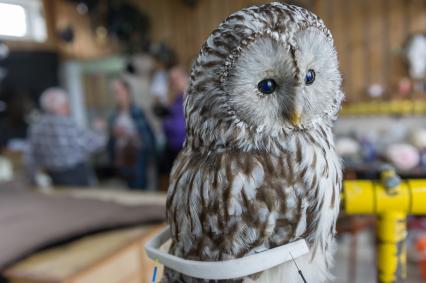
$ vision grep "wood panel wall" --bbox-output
[52,0,118,59]
[4,0,118,59]
[137,0,426,102]
[317,0,426,102]
[5,0,424,102]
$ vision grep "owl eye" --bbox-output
[257,79,277,94]
[305,69,316,85]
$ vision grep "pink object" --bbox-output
[386,143,420,171]
[398,78,412,96]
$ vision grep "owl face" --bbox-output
[186,3,343,149]
[227,27,341,131]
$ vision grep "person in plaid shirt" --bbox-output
[28,88,106,186]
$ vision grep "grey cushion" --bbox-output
[0,184,165,270]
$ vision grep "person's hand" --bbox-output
[113,126,126,137]
[92,118,106,131]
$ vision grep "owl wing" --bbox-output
[166,151,312,261]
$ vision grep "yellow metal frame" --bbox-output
[340,100,426,116]
[343,180,426,283]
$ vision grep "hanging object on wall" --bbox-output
[66,0,151,53]
[76,2,89,15]
[398,77,413,97]
[367,83,385,98]
[181,0,198,9]
[66,0,98,15]
[105,1,150,53]
[403,33,426,93]
[95,26,108,44]
[149,43,177,69]
[57,25,75,43]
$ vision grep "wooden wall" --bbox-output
[137,0,426,102]
[316,0,426,102]
[5,0,117,59]
[52,0,118,59]
[135,0,268,67]
[4,0,425,101]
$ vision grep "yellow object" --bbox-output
[344,180,426,215]
[377,212,407,283]
[343,179,426,283]
[291,112,301,127]
[341,100,426,117]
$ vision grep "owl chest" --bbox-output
[167,131,340,259]
[260,133,337,196]
[256,134,340,244]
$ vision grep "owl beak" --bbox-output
[291,112,301,127]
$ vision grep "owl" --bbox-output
[163,2,343,283]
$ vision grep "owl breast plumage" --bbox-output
[163,2,344,283]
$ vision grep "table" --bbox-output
[4,225,165,283]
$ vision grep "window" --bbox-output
[0,3,27,37]
[0,0,47,42]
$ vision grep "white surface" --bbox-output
[145,226,309,280]
[0,0,47,41]
[62,62,87,128]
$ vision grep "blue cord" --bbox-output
[151,258,159,283]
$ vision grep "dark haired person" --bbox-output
[161,66,187,171]
[108,79,156,189]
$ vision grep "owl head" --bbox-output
[185,2,343,151]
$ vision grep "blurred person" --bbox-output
[161,66,187,171]
[150,43,177,108]
[123,58,165,149]
[150,58,169,106]
[28,87,106,187]
[108,79,156,190]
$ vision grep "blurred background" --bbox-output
[0,0,425,283]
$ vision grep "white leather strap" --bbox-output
[145,226,309,280]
